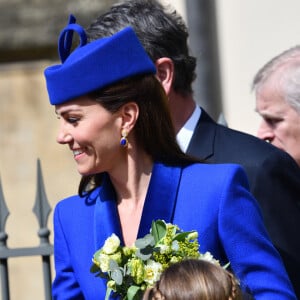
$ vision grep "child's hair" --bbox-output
[143,259,243,300]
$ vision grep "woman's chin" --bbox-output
[77,168,99,176]
[77,168,97,176]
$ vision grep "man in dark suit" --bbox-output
[86,0,300,295]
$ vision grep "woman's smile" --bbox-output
[72,148,85,160]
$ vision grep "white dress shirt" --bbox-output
[176,106,201,153]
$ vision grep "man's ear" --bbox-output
[120,102,139,132]
[155,57,174,95]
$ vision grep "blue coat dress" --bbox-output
[52,162,296,299]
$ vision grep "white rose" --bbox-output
[144,260,163,285]
[103,233,121,254]
[200,252,220,265]
[98,253,111,272]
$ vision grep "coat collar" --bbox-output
[94,162,182,249]
[186,108,216,160]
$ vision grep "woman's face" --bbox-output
[55,96,123,175]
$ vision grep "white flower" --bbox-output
[187,231,198,240]
[102,233,120,254]
[158,244,169,253]
[200,251,220,265]
[144,260,163,285]
[98,253,111,272]
[171,240,179,251]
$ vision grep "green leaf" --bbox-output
[92,248,102,260]
[135,234,154,249]
[109,259,119,271]
[151,220,167,244]
[111,268,123,285]
[173,231,195,241]
[135,245,153,260]
[127,285,141,300]
[90,263,100,273]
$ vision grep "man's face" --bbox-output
[255,74,300,166]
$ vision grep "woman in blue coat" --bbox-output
[44,17,296,299]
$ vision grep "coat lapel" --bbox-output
[137,163,182,237]
[94,173,122,250]
[186,108,216,160]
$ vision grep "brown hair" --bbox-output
[79,75,200,195]
[143,259,243,300]
[86,0,196,97]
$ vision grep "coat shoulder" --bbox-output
[54,188,99,214]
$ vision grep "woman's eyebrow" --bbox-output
[55,107,81,116]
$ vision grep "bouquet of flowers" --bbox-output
[90,220,220,300]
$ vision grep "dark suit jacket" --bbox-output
[187,108,300,297]
[52,163,295,299]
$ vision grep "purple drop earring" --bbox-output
[120,129,128,147]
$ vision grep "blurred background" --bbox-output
[1,0,300,299]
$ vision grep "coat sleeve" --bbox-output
[218,165,296,300]
[52,203,85,300]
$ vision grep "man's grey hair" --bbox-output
[252,45,300,114]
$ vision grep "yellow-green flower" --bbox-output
[169,256,180,264]
[107,280,117,292]
[128,258,145,284]
[123,245,136,257]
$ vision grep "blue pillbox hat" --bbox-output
[44,15,156,105]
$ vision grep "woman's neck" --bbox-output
[109,150,153,246]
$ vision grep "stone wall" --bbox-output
[0,1,116,299]
[0,60,80,300]
[0,0,115,62]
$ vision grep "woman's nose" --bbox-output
[257,120,274,143]
[56,128,73,144]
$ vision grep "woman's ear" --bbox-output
[155,57,174,95]
[120,102,139,132]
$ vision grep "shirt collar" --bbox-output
[176,106,201,152]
